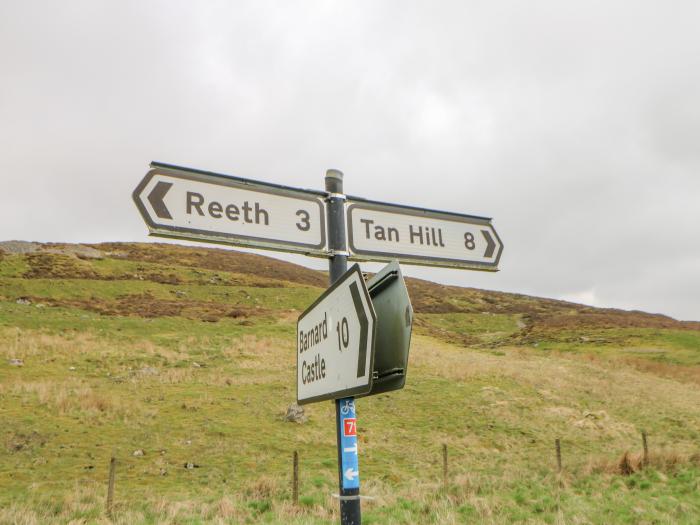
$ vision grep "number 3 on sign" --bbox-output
[295,209,310,231]
[344,418,357,437]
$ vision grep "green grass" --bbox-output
[528,327,700,366]
[0,254,30,277]
[418,312,521,344]
[0,277,319,310]
[1,246,699,523]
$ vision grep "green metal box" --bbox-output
[363,260,413,396]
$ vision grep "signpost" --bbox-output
[323,169,362,524]
[347,199,503,270]
[133,162,327,256]
[296,264,376,405]
[132,161,504,525]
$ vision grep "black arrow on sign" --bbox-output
[147,181,173,219]
[481,230,496,258]
[349,281,369,378]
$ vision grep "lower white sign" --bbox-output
[297,265,377,404]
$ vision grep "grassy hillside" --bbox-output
[1,242,699,524]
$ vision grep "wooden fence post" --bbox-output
[555,439,562,473]
[106,456,116,519]
[642,431,649,467]
[293,450,299,505]
[442,443,448,489]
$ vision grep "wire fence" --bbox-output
[87,428,698,521]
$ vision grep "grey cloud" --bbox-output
[0,0,698,320]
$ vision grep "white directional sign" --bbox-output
[346,200,503,271]
[133,163,327,256]
[297,265,377,405]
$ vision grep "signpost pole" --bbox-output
[325,169,361,525]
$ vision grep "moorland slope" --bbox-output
[1,241,699,524]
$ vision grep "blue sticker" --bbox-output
[338,398,359,490]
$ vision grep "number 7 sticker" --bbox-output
[343,418,357,437]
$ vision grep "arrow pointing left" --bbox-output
[147,181,173,219]
[344,467,359,481]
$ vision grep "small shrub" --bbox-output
[619,452,635,476]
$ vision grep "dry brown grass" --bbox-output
[91,242,327,287]
[618,356,700,385]
[23,252,99,280]
[0,329,111,360]
[6,379,131,417]
[583,449,700,476]
[221,336,294,370]
[21,293,269,322]
[0,481,338,524]
[0,328,188,365]
[411,335,700,416]
[538,348,700,386]
[244,475,277,500]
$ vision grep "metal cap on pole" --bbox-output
[325,169,344,195]
[325,168,343,179]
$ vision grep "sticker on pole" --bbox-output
[343,418,357,437]
[339,399,360,490]
[296,265,377,405]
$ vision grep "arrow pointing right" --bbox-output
[147,181,173,220]
[481,229,496,258]
[349,281,369,378]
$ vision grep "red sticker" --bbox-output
[343,418,357,437]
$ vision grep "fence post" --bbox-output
[642,431,649,467]
[555,439,562,473]
[442,444,448,489]
[106,456,116,519]
[293,450,299,505]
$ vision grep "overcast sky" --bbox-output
[1,1,698,321]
